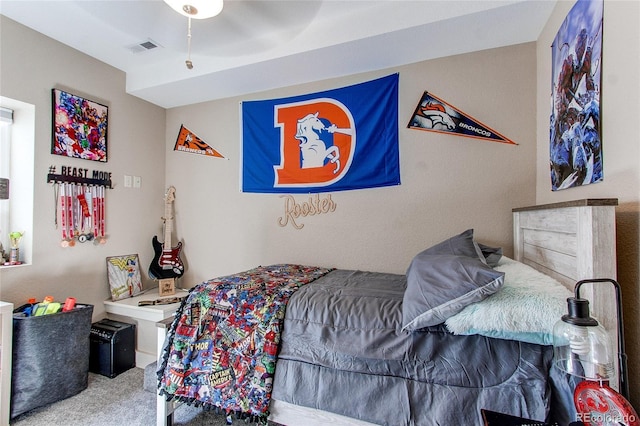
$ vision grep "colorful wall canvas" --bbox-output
[550,0,603,191]
[241,74,399,193]
[52,89,108,162]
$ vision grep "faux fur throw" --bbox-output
[445,257,572,345]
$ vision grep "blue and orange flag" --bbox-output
[173,125,225,158]
[408,91,516,145]
[241,74,400,193]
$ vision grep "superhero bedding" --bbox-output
[158,230,575,425]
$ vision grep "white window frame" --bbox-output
[0,97,35,267]
[0,112,10,254]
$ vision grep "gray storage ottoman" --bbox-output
[11,303,93,418]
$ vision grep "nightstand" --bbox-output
[103,288,188,367]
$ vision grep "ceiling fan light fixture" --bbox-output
[163,0,223,19]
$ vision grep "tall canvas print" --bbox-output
[550,0,603,191]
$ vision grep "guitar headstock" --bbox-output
[165,186,176,203]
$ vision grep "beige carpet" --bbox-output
[10,367,281,426]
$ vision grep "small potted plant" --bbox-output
[9,231,24,265]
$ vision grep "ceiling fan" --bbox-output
[163,0,224,69]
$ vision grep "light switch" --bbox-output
[133,176,141,188]
[124,175,132,188]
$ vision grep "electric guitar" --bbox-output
[149,186,184,280]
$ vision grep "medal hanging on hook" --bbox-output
[67,182,75,246]
[92,186,99,243]
[76,185,93,243]
[90,184,103,245]
[58,182,75,247]
[94,184,107,245]
[58,182,68,247]
[55,181,108,247]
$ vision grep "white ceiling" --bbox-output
[0,0,556,108]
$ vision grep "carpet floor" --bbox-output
[10,367,281,426]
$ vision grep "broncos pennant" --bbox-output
[408,91,516,145]
[241,74,400,193]
[173,124,225,158]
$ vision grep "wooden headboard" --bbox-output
[513,198,618,284]
[512,198,619,388]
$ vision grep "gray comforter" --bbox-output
[273,269,563,425]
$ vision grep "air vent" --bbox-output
[128,39,162,54]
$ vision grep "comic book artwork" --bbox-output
[106,254,144,301]
[550,0,603,191]
[173,125,226,158]
[52,89,108,162]
[408,91,516,145]
[158,264,333,421]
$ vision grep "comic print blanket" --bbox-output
[157,264,333,422]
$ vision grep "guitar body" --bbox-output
[149,235,184,280]
[149,186,184,280]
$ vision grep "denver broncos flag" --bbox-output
[241,74,400,193]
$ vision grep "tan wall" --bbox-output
[535,0,640,408]
[0,14,538,345]
[0,16,166,319]
[165,42,537,285]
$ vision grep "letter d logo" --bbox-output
[274,98,355,188]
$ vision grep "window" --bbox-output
[0,97,34,266]
[0,108,11,258]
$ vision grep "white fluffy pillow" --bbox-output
[445,257,572,345]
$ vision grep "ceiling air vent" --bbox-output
[128,39,162,54]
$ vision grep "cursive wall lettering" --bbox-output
[278,194,337,229]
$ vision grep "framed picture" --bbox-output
[106,254,144,301]
[52,88,108,162]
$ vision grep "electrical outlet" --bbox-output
[133,176,141,188]
[124,175,132,188]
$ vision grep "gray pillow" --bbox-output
[418,228,484,259]
[477,243,503,268]
[402,231,505,331]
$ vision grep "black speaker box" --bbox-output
[90,319,136,378]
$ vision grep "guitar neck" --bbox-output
[163,198,173,249]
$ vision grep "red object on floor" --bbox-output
[574,381,639,426]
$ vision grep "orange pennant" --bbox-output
[173,125,226,158]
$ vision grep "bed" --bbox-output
[155,198,618,426]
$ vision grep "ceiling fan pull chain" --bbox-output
[186,16,193,69]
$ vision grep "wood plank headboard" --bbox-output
[512,198,618,287]
[512,198,620,388]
